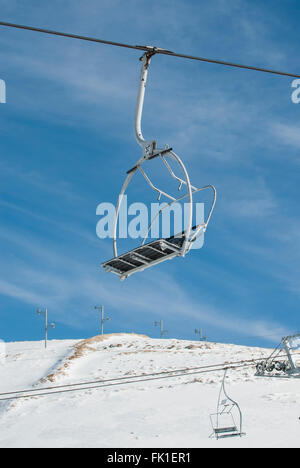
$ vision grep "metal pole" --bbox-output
[195,328,207,341]
[37,307,55,348]
[95,305,110,336]
[134,52,156,156]
[155,320,167,338]
[45,308,48,349]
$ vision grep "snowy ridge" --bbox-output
[0,334,299,448]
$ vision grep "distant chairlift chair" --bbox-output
[102,48,216,281]
[210,369,245,440]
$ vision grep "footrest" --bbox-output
[214,426,243,439]
[216,432,243,439]
[102,236,185,280]
[214,427,238,434]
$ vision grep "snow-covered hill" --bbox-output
[0,334,299,448]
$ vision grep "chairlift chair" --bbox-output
[102,48,216,281]
[210,369,245,440]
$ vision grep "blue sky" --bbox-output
[0,0,300,346]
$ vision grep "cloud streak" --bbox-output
[0,222,289,344]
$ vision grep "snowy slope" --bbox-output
[0,334,299,448]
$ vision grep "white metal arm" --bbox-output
[134,52,156,157]
[134,49,172,160]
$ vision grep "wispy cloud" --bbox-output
[0,279,45,306]
[272,123,300,152]
[0,161,83,203]
[0,222,289,343]
[225,177,277,218]
[0,199,99,246]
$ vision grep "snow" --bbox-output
[0,334,299,448]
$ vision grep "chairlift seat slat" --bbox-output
[102,235,185,279]
[216,432,243,439]
[214,426,238,434]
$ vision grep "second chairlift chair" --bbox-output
[210,369,245,440]
[102,48,216,281]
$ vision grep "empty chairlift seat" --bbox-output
[210,370,245,440]
[101,48,216,281]
[102,235,185,280]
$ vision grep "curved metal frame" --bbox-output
[210,369,244,439]
[113,150,194,258]
[217,369,243,435]
[142,182,216,248]
[112,48,216,265]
